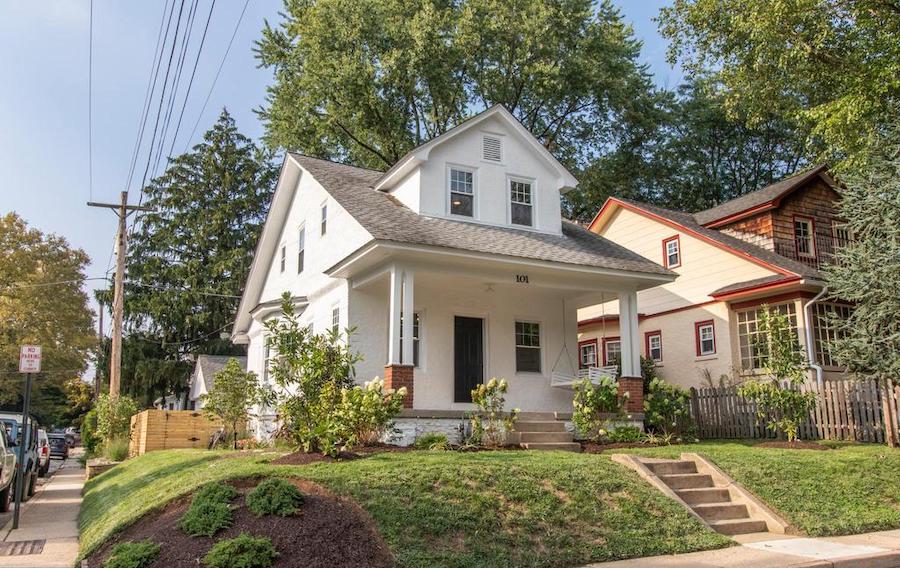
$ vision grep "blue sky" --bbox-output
[0,0,679,342]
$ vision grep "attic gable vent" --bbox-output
[482,135,502,162]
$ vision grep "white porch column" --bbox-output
[617,290,641,377]
[401,268,415,365]
[388,264,403,365]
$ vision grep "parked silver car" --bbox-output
[37,429,50,477]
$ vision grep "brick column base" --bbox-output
[384,365,414,409]
[617,376,644,414]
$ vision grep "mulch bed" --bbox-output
[581,441,670,453]
[754,440,830,451]
[271,444,416,465]
[84,479,396,568]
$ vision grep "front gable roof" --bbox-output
[373,104,579,193]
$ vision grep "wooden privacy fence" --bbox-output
[129,410,225,457]
[690,379,900,445]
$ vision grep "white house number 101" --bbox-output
[515,274,529,284]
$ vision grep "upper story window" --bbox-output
[482,135,502,162]
[695,320,716,357]
[509,179,534,227]
[793,216,815,258]
[515,321,541,373]
[297,227,306,274]
[449,167,475,217]
[645,331,662,362]
[663,235,681,268]
[320,203,328,236]
[833,222,852,248]
[331,306,340,336]
[279,244,286,273]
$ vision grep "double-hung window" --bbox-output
[331,306,340,336]
[663,236,681,268]
[579,340,598,369]
[602,337,621,366]
[449,168,474,217]
[320,203,328,236]
[793,216,815,257]
[297,227,306,274]
[509,179,533,227]
[515,321,541,373]
[695,321,716,356]
[279,245,286,273]
[400,312,421,367]
[645,331,662,362]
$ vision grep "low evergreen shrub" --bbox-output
[414,432,450,450]
[193,482,238,506]
[203,534,278,568]
[179,501,233,537]
[103,540,160,568]
[245,478,304,517]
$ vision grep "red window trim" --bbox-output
[577,338,599,369]
[601,336,621,366]
[662,235,681,268]
[792,215,816,258]
[644,330,662,362]
[694,320,716,357]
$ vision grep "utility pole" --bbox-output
[95,300,104,402]
[87,191,152,398]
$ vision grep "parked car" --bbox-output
[47,433,69,460]
[0,413,39,499]
[37,429,50,477]
[0,431,17,512]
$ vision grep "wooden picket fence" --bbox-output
[129,410,225,457]
[690,378,900,445]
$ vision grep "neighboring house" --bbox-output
[186,355,248,411]
[232,105,676,439]
[153,394,184,411]
[579,164,850,389]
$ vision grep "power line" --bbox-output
[88,0,94,201]
[130,320,235,347]
[184,0,250,153]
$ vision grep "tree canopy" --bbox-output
[0,213,96,424]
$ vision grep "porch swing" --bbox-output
[549,295,618,389]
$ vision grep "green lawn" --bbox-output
[617,440,900,537]
[79,449,730,568]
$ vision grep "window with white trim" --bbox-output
[579,342,597,369]
[482,135,502,162]
[603,339,621,366]
[663,236,681,268]
[515,321,541,373]
[646,332,662,362]
[262,342,271,385]
[833,222,852,248]
[794,217,815,257]
[297,227,305,273]
[331,306,340,335]
[400,312,421,367]
[320,203,328,236]
[449,168,474,217]
[509,179,533,227]
[737,303,799,369]
[279,245,286,273]
[812,302,852,367]
[696,322,716,356]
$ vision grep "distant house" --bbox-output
[579,164,850,389]
[232,105,676,440]
[186,355,247,410]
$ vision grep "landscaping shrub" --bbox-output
[203,534,278,568]
[572,376,624,441]
[469,378,519,448]
[607,426,644,443]
[193,482,238,505]
[414,432,450,450]
[179,501,233,537]
[103,436,130,462]
[82,408,100,456]
[200,358,270,450]
[103,540,160,568]
[246,478,305,517]
[334,378,406,447]
[95,394,140,445]
[644,378,693,437]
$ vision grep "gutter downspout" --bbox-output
[804,286,828,387]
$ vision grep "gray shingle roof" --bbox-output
[195,355,247,392]
[694,164,830,226]
[710,274,798,296]
[290,154,673,277]
[614,197,823,279]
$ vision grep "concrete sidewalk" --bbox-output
[0,450,84,568]
[584,530,900,568]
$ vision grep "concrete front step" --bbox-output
[676,487,732,505]
[520,442,581,452]
[517,412,558,420]
[709,518,769,535]
[693,502,750,521]
[646,460,698,475]
[513,421,567,433]
[658,473,714,490]
[518,431,574,443]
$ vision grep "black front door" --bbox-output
[454,316,484,402]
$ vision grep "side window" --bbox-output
[279,245,286,273]
[695,321,716,356]
[449,168,475,217]
[331,306,340,335]
[578,340,598,369]
[297,227,306,274]
[515,321,541,373]
[509,179,534,227]
[321,203,328,236]
[793,216,815,258]
[602,337,621,366]
[663,235,681,268]
[645,331,662,362]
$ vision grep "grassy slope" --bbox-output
[618,441,900,537]
[79,450,730,568]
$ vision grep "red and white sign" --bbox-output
[18,345,41,374]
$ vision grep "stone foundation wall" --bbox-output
[388,417,467,446]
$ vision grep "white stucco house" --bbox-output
[232,105,675,442]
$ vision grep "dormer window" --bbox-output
[509,178,533,227]
[449,167,474,217]
[482,135,502,162]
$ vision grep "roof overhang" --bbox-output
[373,105,578,194]
[711,277,824,304]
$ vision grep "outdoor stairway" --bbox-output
[646,459,768,535]
[513,413,580,452]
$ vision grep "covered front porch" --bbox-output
[333,244,669,414]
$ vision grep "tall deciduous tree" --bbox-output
[255,0,657,169]
[658,0,900,169]
[112,110,277,401]
[0,213,96,423]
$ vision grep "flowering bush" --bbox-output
[469,378,519,448]
[572,376,624,441]
[644,378,693,437]
[334,378,406,447]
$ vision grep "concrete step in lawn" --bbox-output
[519,442,581,452]
[514,418,580,451]
[513,420,568,433]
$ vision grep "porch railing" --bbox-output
[774,235,850,271]
[551,366,618,389]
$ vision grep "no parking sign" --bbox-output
[18,345,41,373]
